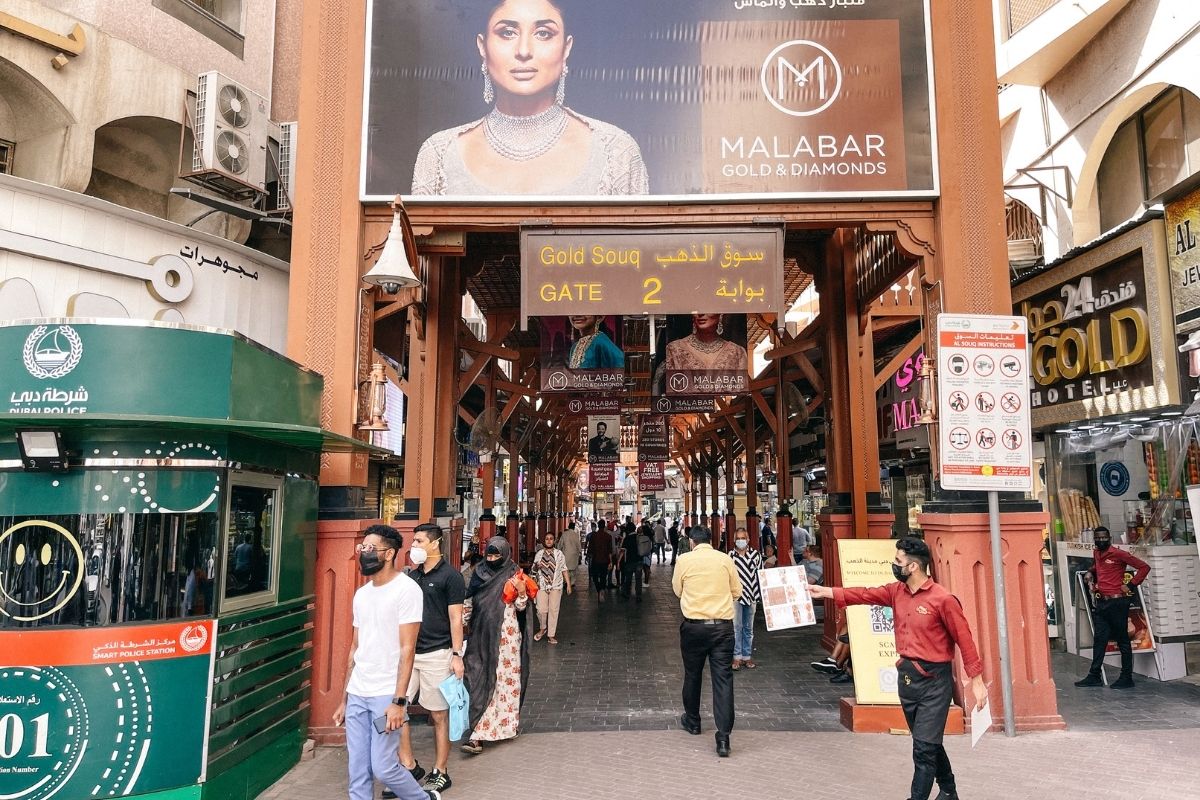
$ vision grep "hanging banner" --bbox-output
[652,395,717,414]
[837,539,900,706]
[0,620,216,800]
[637,414,671,462]
[588,463,616,492]
[567,397,621,416]
[362,0,937,201]
[539,315,625,392]
[638,461,667,493]
[652,314,749,396]
[521,227,784,324]
[586,414,620,464]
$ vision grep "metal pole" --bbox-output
[988,490,1016,737]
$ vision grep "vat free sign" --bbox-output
[519,227,784,326]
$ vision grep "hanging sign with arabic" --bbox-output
[520,227,784,327]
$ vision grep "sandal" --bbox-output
[744,660,757,669]
[534,630,545,642]
[460,740,483,755]
[732,659,742,671]
[548,637,558,644]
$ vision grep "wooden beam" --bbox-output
[873,332,924,392]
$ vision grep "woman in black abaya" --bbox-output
[461,537,535,754]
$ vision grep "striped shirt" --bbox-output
[729,549,763,606]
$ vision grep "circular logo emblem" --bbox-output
[23,325,83,379]
[655,397,672,414]
[1100,462,1131,496]
[760,40,843,117]
[568,399,583,414]
[669,374,689,393]
[180,624,209,652]
[548,372,568,390]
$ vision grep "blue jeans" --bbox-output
[345,693,427,800]
[733,601,756,659]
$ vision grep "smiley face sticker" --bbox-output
[0,520,85,622]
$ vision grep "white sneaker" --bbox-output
[642,580,650,587]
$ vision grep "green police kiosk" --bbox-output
[0,320,352,800]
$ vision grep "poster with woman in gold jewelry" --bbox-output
[539,315,624,392]
[363,0,937,201]
[651,314,747,397]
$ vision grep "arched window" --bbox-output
[1096,87,1200,233]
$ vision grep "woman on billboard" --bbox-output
[665,313,747,372]
[411,0,649,196]
[567,315,623,369]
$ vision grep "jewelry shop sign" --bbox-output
[363,0,936,201]
[520,227,784,326]
[936,314,1032,493]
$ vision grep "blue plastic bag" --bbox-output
[438,674,470,742]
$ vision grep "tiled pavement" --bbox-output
[266,560,1200,799]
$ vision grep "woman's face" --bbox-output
[478,0,573,100]
[693,314,722,334]
[569,315,599,332]
[543,535,555,549]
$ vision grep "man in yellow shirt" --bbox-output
[671,525,741,757]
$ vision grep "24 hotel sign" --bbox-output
[362,0,937,200]
[937,315,1033,492]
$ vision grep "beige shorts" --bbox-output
[406,648,453,711]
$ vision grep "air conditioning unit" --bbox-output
[276,121,297,211]
[189,71,269,199]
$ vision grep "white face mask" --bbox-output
[735,540,749,550]
[409,546,428,565]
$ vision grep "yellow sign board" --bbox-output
[837,539,900,706]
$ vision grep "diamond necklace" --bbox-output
[484,105,569,162]
[688,334,726,354]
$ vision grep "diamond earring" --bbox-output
[483,62,494,105]
[556,63,568,106]
[717,320,725,336]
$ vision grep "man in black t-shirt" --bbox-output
[620,524,644,601]
[391,523,465,796]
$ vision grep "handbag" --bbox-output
[438,674,470,742]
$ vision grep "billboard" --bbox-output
[652,314,749,396]
[539,315,624,392]
[362,0,937,201]
[586,414,620,464]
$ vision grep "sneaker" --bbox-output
[811,657,840,674]
[425,791,442,800]
[1074,674,1103,688]
[830,670,853,684]
[423,769,452,792]
[1110,677,1135,690]
[382,762,425,799]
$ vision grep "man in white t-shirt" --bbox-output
[333,525,440,800]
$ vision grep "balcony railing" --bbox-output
[1006,0,1058,36]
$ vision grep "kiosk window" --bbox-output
[0,513,219,629]
[220,480,280,611]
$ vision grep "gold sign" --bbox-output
[1167,185,1200,333]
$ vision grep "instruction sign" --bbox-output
[937,314,1033,492]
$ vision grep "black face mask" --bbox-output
[1095,539,1112,551]
[892,563,908,582]
[359,550,385,576]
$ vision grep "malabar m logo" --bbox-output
[761,40,842,117]
[23,324,84,379]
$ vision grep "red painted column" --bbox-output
[310,518,414,744]
[746,511,761,551]
[505,511,521,556]
[919,510,1064,731]
[478,511,497,549]
[523,515,537,564]
[710,511,723,550]
[818,511,853,650]
[725,511,739,546]
[776,512,794,567]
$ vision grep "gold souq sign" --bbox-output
[1012,219,1178,427]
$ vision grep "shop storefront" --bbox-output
[0,321,341,800]
[1014,216,1199,679]
[876,348,930,537]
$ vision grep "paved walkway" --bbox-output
[266,560,1200,799]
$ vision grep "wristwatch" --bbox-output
[451,649,464,658]
[391,696,408,707]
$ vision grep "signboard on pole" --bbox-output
[936,314,1033,492]
[0,620,216,799]
[586,415,620,464]
[637,414,670,462]
[588,463,616,492]
[638,461,667,493]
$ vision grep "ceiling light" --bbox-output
[1161,411,1183,417]
[1130,416,1151,422]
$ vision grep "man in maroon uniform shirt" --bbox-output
[1074,526,1151,690]
[810,537,987,800]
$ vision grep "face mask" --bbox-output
[891,562,908,582]
[1095,539,1111,551]
[735,540,749,550]
[359,550,385,576]
[409,546,428,566]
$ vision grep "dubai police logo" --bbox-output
[179,624,209,653]
[22,325,84,380]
